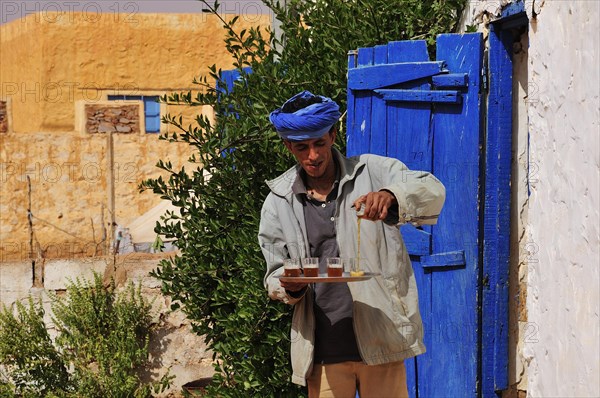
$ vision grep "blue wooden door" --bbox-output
[346,33,484,397]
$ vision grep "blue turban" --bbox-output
[269,90,341,141]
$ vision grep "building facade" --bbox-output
[0,11,269,261]
[0,9,270,395]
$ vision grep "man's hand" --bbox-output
[353,190,397,221]
[280,280,309,293]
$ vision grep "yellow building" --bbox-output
[0,11,270,261]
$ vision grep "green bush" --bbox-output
[0,274,172,397]
[142,1,465,396]
[0,298,69,397]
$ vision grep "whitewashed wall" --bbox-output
[525,1,599,396]
[464,1,600,396]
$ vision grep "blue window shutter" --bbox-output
[217,68,253,162]
[107,95,160,133]
[107,94,127,101]
[144,96,160,133]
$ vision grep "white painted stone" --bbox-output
[43,258,109,290]
[28,287,58,335]
[0,261,32,307]
[122,257,163,289]
[146,322,213,396]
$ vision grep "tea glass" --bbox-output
[283,258,301,277]
[302,257,320,277]
[326,257,344,277]
[345,258,364,275]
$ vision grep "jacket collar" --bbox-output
[266,148,365,200]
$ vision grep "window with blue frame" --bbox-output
[107,95,160,133]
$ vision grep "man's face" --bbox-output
[284,130,337,179]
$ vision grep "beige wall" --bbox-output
[0,12,267,133]
[0,130,197,260]
[0,12,270,261]
[0,12,271,393]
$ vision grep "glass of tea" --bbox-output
[346,258,365,277]
[301,257,319,277]
[283,258,301,277]
[327,257,344,277]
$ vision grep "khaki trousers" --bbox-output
[307,360,408,398]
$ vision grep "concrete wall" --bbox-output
[0,254,213,396]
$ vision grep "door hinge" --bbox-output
[481,50,489,92]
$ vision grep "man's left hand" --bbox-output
[353,190,397,221]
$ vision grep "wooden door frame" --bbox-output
[481,1,529,396]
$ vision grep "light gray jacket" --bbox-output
[259,148,445,386]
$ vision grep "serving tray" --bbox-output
[276,272,379,283]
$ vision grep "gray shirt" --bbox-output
[292,167,362,364]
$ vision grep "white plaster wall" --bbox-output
[462,1,600,396]
[508,30,531,394]
[524,1,600,397]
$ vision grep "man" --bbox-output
[259,91,445,397]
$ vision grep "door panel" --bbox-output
[346,33,484,397]
[427,33,483,396]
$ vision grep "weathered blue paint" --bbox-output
[346,49,357,160]
[374,89,462,104]
[348,40,431,398]
[421,250,466,269]
[501,0,527,19]
[143,97,161,133]
[347,33,487,397]
[370,45,389,156]
[107,95,161,133]
[429,33,483,397]
[399,227,431,256]
[218,67,252,95]
[481,23,514,397]
[347,61,446,90]
[346,47,374,156]
[432,73,469,88]
[217,67,252,159]
[497,0,528,30]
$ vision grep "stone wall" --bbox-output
[0,8,268,397]
[0,101,7,133]
[85,104,140,134]
[0,254,214,397]
[0,130,198,261]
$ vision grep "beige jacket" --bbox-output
[259,148,445,386]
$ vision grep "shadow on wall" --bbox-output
[182,377,214,395]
